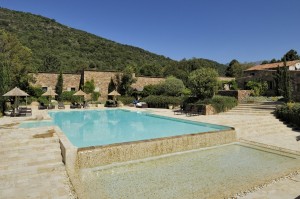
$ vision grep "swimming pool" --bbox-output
[79,143,300,198]
[20,109,231,148]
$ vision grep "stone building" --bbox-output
[31,70,165,100]
[237,60,300,101]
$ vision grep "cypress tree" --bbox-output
[55,70,63,101]
[79,69,84,90]
[274,60,292,102]
[0,62,12,114]
[108,78,116,93]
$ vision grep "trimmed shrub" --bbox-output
[143,95,183,108]
[91,91,100,102]
[61,91,81,103]
[117,96,135,105]
[275,103,300,128]
[197,95,238,113]
[246,80,268,96]
[105,100,116,107]
[27,86,43,98]
[37,96,49,105]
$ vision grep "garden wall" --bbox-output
[218,90,252,102]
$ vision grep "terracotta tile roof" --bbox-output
[246,60,300,71]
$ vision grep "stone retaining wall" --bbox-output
[31,71,164,100]
[218,90,252,102]
[32,73,81,91]
[76,129,236,168]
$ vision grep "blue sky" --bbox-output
[1,0,300,64]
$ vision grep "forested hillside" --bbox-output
[0,7,227,76]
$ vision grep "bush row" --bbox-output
[196,95,238,113]
[117,96,135,105]
[275,103,300,128]
[143,95,183,108]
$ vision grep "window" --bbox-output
[42,87,47,92]
[250,72,255,76]
[71,87,76,91]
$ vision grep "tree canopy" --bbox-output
[282,49,299,61]
[188,68,218,99]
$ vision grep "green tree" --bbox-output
[55,71,63,101]
[91,91,100,102]
[188,68,218,99]
[79,70,84,90]
[83,79,95,94]
[118,67,136,96]
[225,59,243,78]
[107,78,117,93]
[0,30,33,113]
[282,49,299,61]
[41,55,61,72]
[0,62,12,113]
[246,81,268,96]
[159,76,185,96]
[108,77,116,93]
[274,60,292,102]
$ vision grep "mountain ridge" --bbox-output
[0,7,227,76]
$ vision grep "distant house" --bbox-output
[237,60,300,100]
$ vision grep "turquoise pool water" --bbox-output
[20,109,230,147]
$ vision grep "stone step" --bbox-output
[0,162,65,178]
[0,142,60,155]
[229,108,274,112]
[220,112,273,115]
[0,181,69,199]
[0,170,66,190]
[0,137,59,148]
[0,155,62,171]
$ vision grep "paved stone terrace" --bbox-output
[0,112,75,199]
[1,102,299,198]
[137,101,300,198]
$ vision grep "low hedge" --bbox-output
[197,95,238,113]
[117,96,135,105]
[275,103,300,128]
[143,95,183,108]
[61,91,81,103]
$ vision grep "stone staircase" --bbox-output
[198,101,300,152]
[0,127,74,199]
[218,101,278,115]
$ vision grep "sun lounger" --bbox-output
[38,103,47,110]
[19,107,32,116]
[48,104,55,109]
[136,102,148,108]
[58,102,65,109]
[70,103,81,109]
[186,105,202,116]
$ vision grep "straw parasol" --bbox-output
[108,90,121,96]
[73,89,87,104]
[42,88,57,103]
[3,87,29,97]
[3,87,29,115]
[73,89,87,97]
[108,90,121,100]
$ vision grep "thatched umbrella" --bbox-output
[73,89,87,104]
[108,90,121,100]
[3,87,29,115]
[42,88,57,104]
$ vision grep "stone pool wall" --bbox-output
[76,129,236,168]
